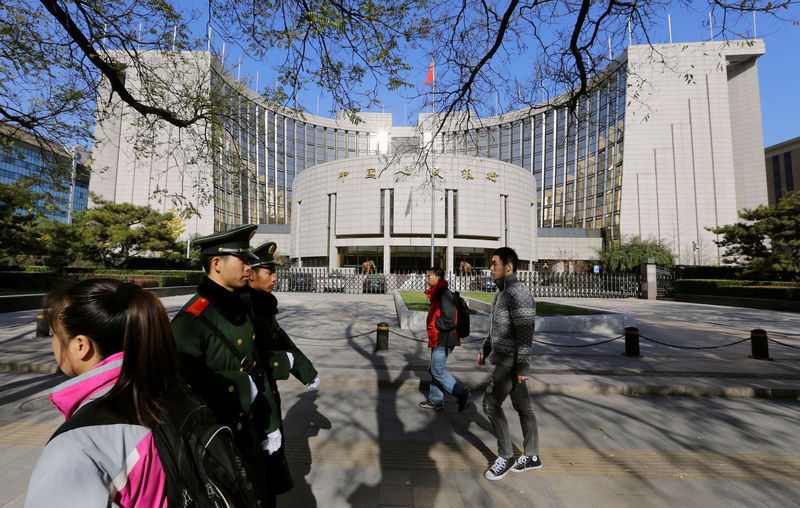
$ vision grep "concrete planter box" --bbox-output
[393,291,629,335]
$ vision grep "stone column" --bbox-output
[640,257,657,299]
[383,189,391,274]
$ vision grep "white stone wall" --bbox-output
[291,155,537,270]
[622,40,767,265]
[91,51,216,239]
[536,236,603,262]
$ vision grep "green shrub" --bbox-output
[675,279,800,300]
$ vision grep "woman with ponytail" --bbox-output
[25,279,178,507]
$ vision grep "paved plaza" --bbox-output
[1,293,799,507]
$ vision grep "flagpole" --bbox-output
[430,57,435,266]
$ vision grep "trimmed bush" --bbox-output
[1,269,204,294]
[675,279,800,300]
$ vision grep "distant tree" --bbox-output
[73,196,183,268]
[598,236,674,273]
[0,180,48,268]
[33,219,83,270]
[709,191,800,281]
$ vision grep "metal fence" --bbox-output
[656,266,675,298]
[274,268,639,298]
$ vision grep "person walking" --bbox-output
[25,279,179,507]
[245,241,320,497]
[478,247,542,480]
[171,224,279,506]
[419,266,471,412]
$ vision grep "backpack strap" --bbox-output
[176,309,264,386]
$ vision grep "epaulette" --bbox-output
[185,297,210,317]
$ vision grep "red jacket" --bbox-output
[425,280,460,348]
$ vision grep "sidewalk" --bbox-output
[1,293,799,507]
[3,293,798,398]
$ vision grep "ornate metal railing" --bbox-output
[273,268,639,298]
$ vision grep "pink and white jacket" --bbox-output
[25,352,168,507]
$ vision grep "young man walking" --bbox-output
[478,247,542,480]
[419,266,471,412]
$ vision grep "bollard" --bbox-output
[749,329,771,360]
[35,314,50,338]
[623,326,641,357]
[375,322,389,352]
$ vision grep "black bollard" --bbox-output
[623,326,641,357]
[749,329,771,360]
[35,314,50,338]
[375,322,389,352]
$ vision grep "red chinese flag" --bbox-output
[425,58,434,86]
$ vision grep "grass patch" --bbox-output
[398,291,431,312]
[460,291,606,316]
[397,290,482,314]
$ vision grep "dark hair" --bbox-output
[201,254,215,273]
[43,278,179,425]
[492,247,519,272]
[427,266,444,279]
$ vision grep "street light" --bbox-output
[63,144,78,223]
[296,199,302,268]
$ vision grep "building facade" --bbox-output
[765,136,799,205]
[91,39,769,270]
[0,127,89,223]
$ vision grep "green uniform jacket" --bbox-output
[247,287,318,387]
[171,277,285,444]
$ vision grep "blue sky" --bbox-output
[213,5,798,147]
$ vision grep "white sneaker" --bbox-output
[484,456,513,480]
[511,454,542,472]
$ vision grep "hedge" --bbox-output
[675,279,800,300]
[1,269,205,293]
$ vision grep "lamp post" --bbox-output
[692,240,697,266]
[296,199,302,268]
[65,145,78,224]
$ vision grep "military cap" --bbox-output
[250,241,282,269]
[194,224,258,256]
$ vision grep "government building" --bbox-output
[91,39,769,272]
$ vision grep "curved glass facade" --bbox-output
[210,63,626,240]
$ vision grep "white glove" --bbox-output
[248,375,258,404]
[286,352,295,369]
[307,376,320,390]
[261,429,282,455]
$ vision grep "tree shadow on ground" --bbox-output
[278,390,331,507]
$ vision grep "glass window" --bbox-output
[785,152,794,192]
[337,130,345,159]
[522,119,531,172]
[773,155,783,201]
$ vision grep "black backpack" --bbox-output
[49,381,260,507]
[452,291,471,338]
[152,381,261,508]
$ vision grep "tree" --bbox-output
[0,180,49,268]
[2,1,795,203]
[709,191,800,281]
[598,236,674,273]
[73,196,183,268]
[33,219,83,270]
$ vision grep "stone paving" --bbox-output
[1,292,799,507]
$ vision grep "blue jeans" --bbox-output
[428,347,467,404]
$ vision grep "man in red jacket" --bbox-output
[419,266,472,412]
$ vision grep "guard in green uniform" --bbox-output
[171,225,277,506]
[244,241,320,496]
